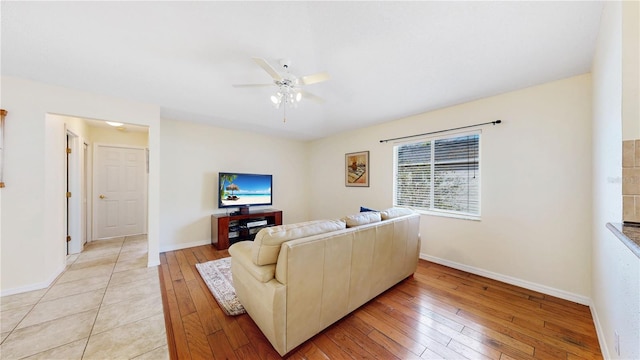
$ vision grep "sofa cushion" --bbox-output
[380,207,414,220]
[229,241,276,283]
[360,206,378,212]
[342,211,381,228]
[252,220,346,266]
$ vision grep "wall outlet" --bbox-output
[614,331,620,356]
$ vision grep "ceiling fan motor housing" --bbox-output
[279,59,292,69]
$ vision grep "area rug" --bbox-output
[195,257,246,316]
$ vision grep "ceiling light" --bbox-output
[106,121,123,127]
[269,84,302,123]
[270,84,300,108]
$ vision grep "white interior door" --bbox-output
[83,142,89,245]
[66,129,83,254]
[94,144,147,239]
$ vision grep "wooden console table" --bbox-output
[211,208,282,250]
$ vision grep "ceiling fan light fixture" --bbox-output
[106,121,124,127]
[234,57,330,119]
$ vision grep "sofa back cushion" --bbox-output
[252,219,346,265]
[342,212,381,228]
[380,207,414,220]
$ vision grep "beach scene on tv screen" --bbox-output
[219,174,271,207]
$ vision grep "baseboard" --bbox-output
[159,239,211,253]
[0,262,66,297]
[147,254,161,267]
[589,299,611,359]
[420,253,591,306]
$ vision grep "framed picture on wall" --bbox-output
[345,150,369,187]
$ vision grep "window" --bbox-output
[394,132,480,218]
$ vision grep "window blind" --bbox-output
[395,133,480,216]
[396,142,432,208]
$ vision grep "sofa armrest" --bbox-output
[229,241,276,283]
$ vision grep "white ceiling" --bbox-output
[1,1,603,141]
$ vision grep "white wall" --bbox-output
[42,114,67,285]
[591,2,640,359]
[622,0,639,140]
[309,74,593,303]
[0,76,160,295]
[158,118,310,252]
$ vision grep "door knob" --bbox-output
[99,195,106,199]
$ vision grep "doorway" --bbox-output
[62,117,149,258]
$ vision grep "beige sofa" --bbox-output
[228,208,421,356]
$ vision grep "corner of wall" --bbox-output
[589,298,611,359]
[0,261,65,297]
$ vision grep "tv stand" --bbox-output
[211,208,282,250]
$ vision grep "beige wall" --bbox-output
[0,76,160,295]
[591,2,640,359]
[309,74,593,303]
[89,125,148,147]
[0,75,311,294]
[0,76,312,291]
[158,118,310,252]
[622,0,639,140]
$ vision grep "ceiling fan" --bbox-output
[233,57,330,108]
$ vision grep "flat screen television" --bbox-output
[218,172,273,211]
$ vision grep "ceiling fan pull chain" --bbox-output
[283,101,287,123]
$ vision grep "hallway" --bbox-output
[0,235,168,359]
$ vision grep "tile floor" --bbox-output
[0,235,169,359]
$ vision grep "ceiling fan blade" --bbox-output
[252,57,282,81]
[300,90,325,104]
[232,84,274,88]
[300,72,330,85]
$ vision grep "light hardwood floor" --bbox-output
[159,245,602,360]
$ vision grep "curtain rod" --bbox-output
[379,120,502,143]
